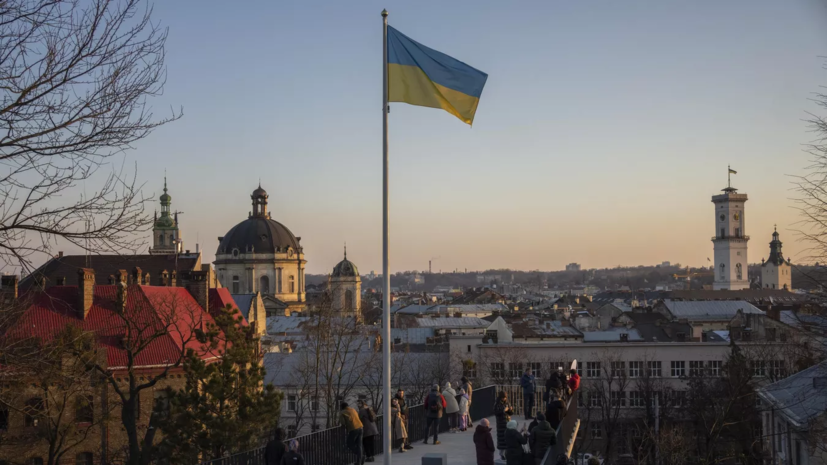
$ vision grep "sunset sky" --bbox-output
[54,0,827,274]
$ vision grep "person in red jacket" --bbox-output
[568,369,580,393]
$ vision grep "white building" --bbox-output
[761,227,792,291]
[712,178,749,290]
[214,186,307,315]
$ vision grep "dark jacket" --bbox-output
[264,439,286,465]
[520,373,536,393]
[504,428,527,465]
[279,451,304,465]
[425,390,447,419]
[545,399,566,430]
[359,406,378,437]
[529,420,556,458]
[394,393,409,417]
[493,400,512,450]
[473,424,496,465]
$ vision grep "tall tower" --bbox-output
[761,227,792,290]
[149,178,182,255]
[711,171,749,290]
[329,246,362,317]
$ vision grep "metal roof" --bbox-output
[266,316,310,334]
[391,327,434,344]
[758,360,827,426]
[583,329,644,342]
[661,300,763,320]
[414,317,490,328]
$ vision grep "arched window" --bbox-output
[24,397,44,427]
[158,235,164,246]
[345,290,353,312]
[260,276,270,294]
[289,275,295,293]
[736,263,742,281]
[719,263,726,279]
[232,276,240,294]
[276,268,282,293]
[169,234,175,247]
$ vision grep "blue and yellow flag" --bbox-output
[387,26,488,125]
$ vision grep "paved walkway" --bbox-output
[383,416,498,465]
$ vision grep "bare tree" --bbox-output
[0,0,180,272]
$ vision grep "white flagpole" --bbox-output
[381,8,392,465]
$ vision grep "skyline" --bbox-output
[25,0,827,274]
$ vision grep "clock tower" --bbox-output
[711,170,749,290]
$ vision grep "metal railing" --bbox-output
[199,385,497,465]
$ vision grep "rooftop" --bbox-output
[759,360,827,426]
[660,299,764,320]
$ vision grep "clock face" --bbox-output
[734,213,740,221]
[719,214,726,222]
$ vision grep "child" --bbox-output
[458,388,470,431]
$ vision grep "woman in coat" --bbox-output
[473,418,496,465]
[357,400,379,462]
[504,420,528,465]
[493,390,513,460]
[391,399,408,453]
[458,388,470,431]
[280,440,305,465]
[443,382,460,432]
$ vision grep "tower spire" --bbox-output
[344,242,347,260]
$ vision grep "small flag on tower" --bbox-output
[729,168,737,174]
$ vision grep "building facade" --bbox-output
[712,182,749,290]
[761,227,792,291]
[214,186,306,315]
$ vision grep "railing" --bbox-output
[199,385,497,465]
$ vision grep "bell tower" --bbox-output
[711,167,749,290]
[149,178,182,255]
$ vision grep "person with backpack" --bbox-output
[424,384,446,445]
[339,402,364,465]
[357,399,378,462]
[443,382,460,432]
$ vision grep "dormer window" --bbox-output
[232,248,240,258]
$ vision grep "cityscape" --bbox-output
[0,2,826,465]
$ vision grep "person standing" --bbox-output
[394,389,413,450]
[520,368,537,419]
[461,376,474,427]
[568,369,581,393]
[357,400,378,462]
[391,399,408,453]
[279,440,305,465]
[424,384,446,445]
[528,413,555,464]
[339,402,364,465]
[443,382,460,432]
[504,420,528,465]
[473,418,495,465]
[545,370,563,402]
[264,428,287,465]
[493,390,513,461]
[544,392,566,430]
[458,388,470,432]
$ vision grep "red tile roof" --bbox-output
[12,285,220,369]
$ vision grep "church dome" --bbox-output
[332,249,359,277]
[252,185,268,199]
[217,217,300,255]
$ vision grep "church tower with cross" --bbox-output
[149,177,183,255]
[711,167,749,290]
[761,226,792,290]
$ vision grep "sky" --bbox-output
[56,0,827,274]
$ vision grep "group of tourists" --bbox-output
[264,429,304,465]
[422,377,474,445]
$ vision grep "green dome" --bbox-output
[155,214,175,228]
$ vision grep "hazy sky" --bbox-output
[65,0,827,274]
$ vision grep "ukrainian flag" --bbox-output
[387,26,488,125]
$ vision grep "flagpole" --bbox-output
[381,8,392,465]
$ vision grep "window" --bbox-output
[344,290,354,312]
[467,345,471,353]
[260,276,270,295]
[736,263,743,280]
[610,391,626,407]
[671,391,686,408]
[158,234,164,245]
[311,396,320,411]
[586,362,601,379]
[287,424,297,438]
[689,361,704,377]
[463,360,477,379]
[75,395,93,423]
[589,422,602,439]
[629,391,644,408]
[588,391,602,408]
[24,397,44,427]
[75,453,93,465]
[491,362,504,379]
[735,227,741,238]
[720,262,725,278]
[289,275,295,293]
[232,275,240,294]
[776,421,785,457]
[509,362,523,379]
[528,362,542,376]
[768,360,786,379]
[647,361,662,378]
[0,409,8,430]
[629,361,642,378]
[765,328,776,342]
[154,391,169,419]
[670,361,685,378]
[795,440,802,465]
[611,361,626,378]
[276,268,283,293]
[708,360,722,377]
[287,395,297,412]
[750,360,766,377]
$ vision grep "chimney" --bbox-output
[185,271,209,311]
[1,275,19,304]
[160,270,169,286]
[132,267,143,285]
[766,305,780,321]
[561,318,571,327]
[116,280,127,313]
[77,268,95,319]
[117,270,128,285]
[170,270,177,287]
[58,251,64,258]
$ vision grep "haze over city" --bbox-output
[35,0,827,274]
